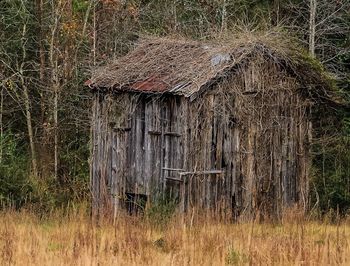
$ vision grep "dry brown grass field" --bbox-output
[0,208,350,266]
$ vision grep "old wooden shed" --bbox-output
[88,37,332,219]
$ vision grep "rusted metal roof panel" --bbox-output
[130,75,168,92]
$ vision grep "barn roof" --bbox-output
[88,36,337,102]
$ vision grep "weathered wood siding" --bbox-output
[91,59,312,219]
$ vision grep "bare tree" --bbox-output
[35,0,46,130]
[309,0,316,57]
[286,0,349,77]
[19,0,38,177]
[221,0,227,34]
[0,0,40,176]
[0,85,3,163]
[273,0,280,26]
[47,0,66,179]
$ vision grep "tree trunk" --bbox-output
[23,80,38,177]
[273,0,280,26]
[309,0,317,57]
[36,0,46,124]
[54,81,59,180]
[220,0,227,34]
[93,5,97,66]
[49,6,60,180]
[0,86,3,164]
[20,16,38,177]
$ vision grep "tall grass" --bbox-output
[1,208,350,265]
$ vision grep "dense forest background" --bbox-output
[0,0,349,215]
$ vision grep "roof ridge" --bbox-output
[88,37,334,103]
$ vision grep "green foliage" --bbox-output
[0,133,89,213]
[145,193,177,227]
[0,0,37,62]
[0,134,31,208]
[226,247,249,265]
[25,175,89,215]
[72,0,90,14]
[59,130,90,182]
[311,121,350,214]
